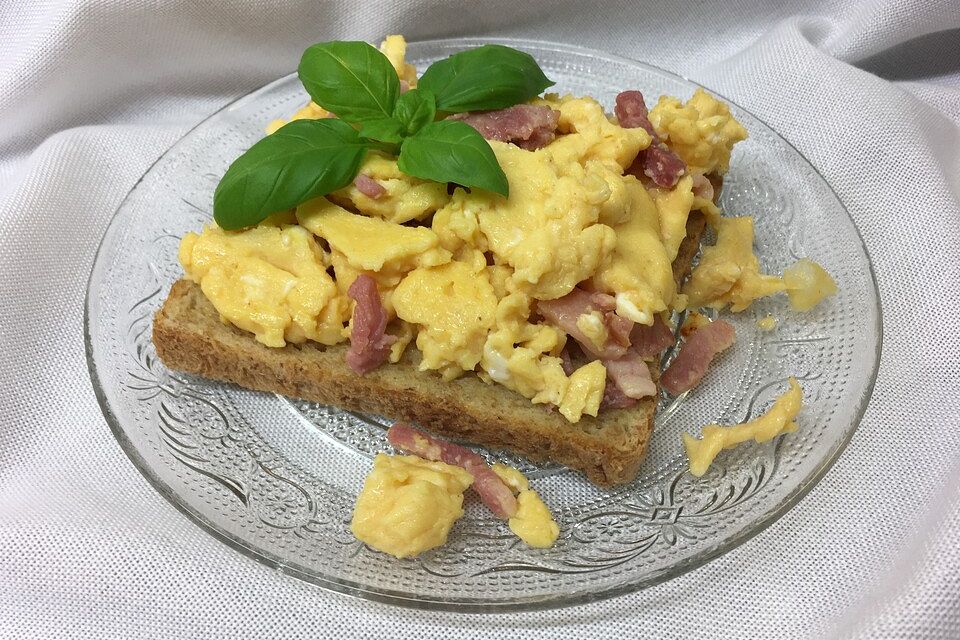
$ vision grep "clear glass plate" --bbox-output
[85,38,881,611]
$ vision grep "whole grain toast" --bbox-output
[152,210,706,485]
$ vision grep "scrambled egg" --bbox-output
[351,454,473,558]
[649,88,748,175]
[492,464,560,548]
[683,216,786,311]
[684,377,803,476]
[651,175,696,262]
[684,217,837,312]
[297,197,450,275]
[393,260,498,378]
[783,258,838,311]
[329,154,450,224]
[184,36,834,429]
[379,34,418,88]
[470,138,618,300]
[179,224,346,347]
[479,291,606,422]
[591,177,676,324]
[756,314,778,331]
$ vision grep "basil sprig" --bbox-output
[213,41,554,229]
[418,44,554,112]
[298,41,399,122]
[214,119,367,230]
[399,121,508,195]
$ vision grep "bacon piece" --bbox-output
[449,104,560,151]
[630,316,675,358]
[661,319,736,395]
[614,90,655,136]
[516,126,556,151]
[387,423,518,518]
[560,343,576,376]
[616,90,687,188]
[605,311,633,347]
[691,172,714,201]
[600,378,638,410]
[354,173,386,199]
[590,292,617,312]
[537,288,632,360]
[604,353,657,399]
[345,275,396,375]
[634,143,687,188]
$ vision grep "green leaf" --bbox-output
[359,117,404,144]
[213,119,368,230]
[418,44,554,113]
[393,88,436,136]
[397,121,508,196]
[298,41,400,122]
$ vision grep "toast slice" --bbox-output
[153,211,706,486]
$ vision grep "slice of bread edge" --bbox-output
[153,211,706,486]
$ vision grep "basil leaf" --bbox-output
[393,88,436,136]
[298,41,400,122]
[418,44,554,112]
[213,119,368,230]
[397,121,508,196]
[359,117,404,144]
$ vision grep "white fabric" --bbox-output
[2,1,959,637]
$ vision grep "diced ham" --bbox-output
[604,353,657,399]
[691,172,715,201]
[614,90,655,136]
[661,319,736,395]
[449,104,560,151]
[516,126,556,151]
[387,423,518,518]
[590,292,617,312]
[630,316,675,358]
[345,275,396,375]
[605,311,633,348]
[634,143,687,188]
[399,79,411,94]
[354,173,386,199]
[537,288,632,360]
[616,89,687,188]
[560,343,576,376]
[600,378,638,410]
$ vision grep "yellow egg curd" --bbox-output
[350,454,473,558]
[492,464,560,548]
[180,35,835,426]
[683,377,803,476]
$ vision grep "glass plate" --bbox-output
[85,38,881,611]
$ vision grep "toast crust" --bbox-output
[153,211,706,486]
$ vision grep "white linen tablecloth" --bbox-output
[2,1,958,637]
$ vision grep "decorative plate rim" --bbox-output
[84,36,883,612]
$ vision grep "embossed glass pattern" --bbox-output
[85,39,880,611]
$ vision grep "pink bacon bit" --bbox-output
[614,90,656,136]
[661,319,736,395]
[630,316,675,358]
[354,173,386,199]
[537,288,632,360]
[449,104,560,151]
[387,423,519,519]
[345,274,396,375]
[604,353,657,400]
[600,376,639,410]
[634,143,687,188]
[691,172,715,201]
[615,90,687,188]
